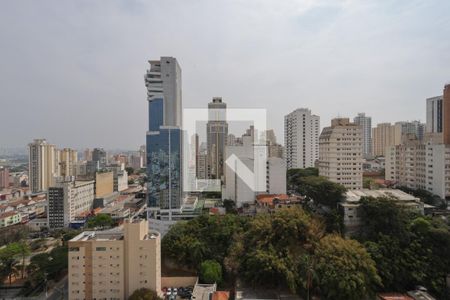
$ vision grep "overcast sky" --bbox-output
[1,0,449,150]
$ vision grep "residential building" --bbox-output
[130,153,143,170]
[353,113,372,158]
[145,57,183,228]
[223,133,286,207]
[340,189,424,233]
[256,194,303,214]
[319,118,363,190]
[58,148,78,177]
[84,148,93,161]
[372,123,401,157]
[207,97,228,179]
[385,135,450,199]
[48,178,95,229]
[68,219,161,300]
[28,139,58,193]
[0,167,9,189]
[0,211,21,228]
[284,108,320,169]
[444,83,450,144]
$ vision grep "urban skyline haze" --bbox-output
[1,0,449,149]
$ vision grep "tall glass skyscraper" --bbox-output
[145,57,183,218]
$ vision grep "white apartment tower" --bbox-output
[353,113,372,158]
[319,118,363,190]
[284,108,320,169]
[28,139,58,193]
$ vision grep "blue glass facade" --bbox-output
[146,128,182,209]
[149,98,164,131]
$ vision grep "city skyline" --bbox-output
[1,1,450,149]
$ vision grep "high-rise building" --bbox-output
[223,132,286,207]
[284,108,320,169]
[426,95,443,135]
[92,148,107,169]
[385,135,450,199]
[28,139,58,193]
[319,118,363,190]
[84,148,93,161]
[48,178,94,229]
[444,84,450,144]
[353,113,372,158]
[58,148,78,178]
[68,220,161,300]
[207,97,228,179]
[145,57,183,219]
[0,167,9,189]
[372,123,402,157]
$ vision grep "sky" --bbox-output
[1,0,449,150]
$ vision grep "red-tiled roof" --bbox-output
[212,291,229,300]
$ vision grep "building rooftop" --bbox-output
[345,189,421,203]
[378,293,413,300]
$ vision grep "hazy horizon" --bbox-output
[1,0,449,149]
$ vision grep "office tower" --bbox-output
[68,220,161,300]
[206,97,228,179]
[48,178,94,228]
[28,139,58,193]
[445,84,450,144]
[145,57,183,215]
[58,148,78,178]
[0,167,9,189]
[284,108,320,169]
[92,148,107,168]
[319,118,363,190]
[426,95,443,135]
[353,113,372,158]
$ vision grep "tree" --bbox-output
[314,235,381,300]
[0,243,21,285]
[235,207,324,292]
[200,260,222,284]
[87,214,114,229]
[222,199,237,214]
[125,167,134,175]
[128,288,161,300]
[16,241,31,279]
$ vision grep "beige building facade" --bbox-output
[68,220,161,300]
[318,118,363,190]
[371,123,402,157]
[95,171,114,198]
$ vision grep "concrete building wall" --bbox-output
[95,172,114,198]
[319,118,363,190]
[68,220,161,300]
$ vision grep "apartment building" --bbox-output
[284,108,320,169]
[385,135,450,199]
[318,118,363,190]
[28,139,58,193]
[68,219,161,300]
[48,179,95,229]
[353,113,372,158]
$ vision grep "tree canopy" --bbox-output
[200,260,222,284]
[87,214,114,229]
[128,288,161,300]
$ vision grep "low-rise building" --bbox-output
[48,179,95,229]
[256,194,303,213]
[340,189,424,234]
[68,219,161,300]
[0,211,21,228]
